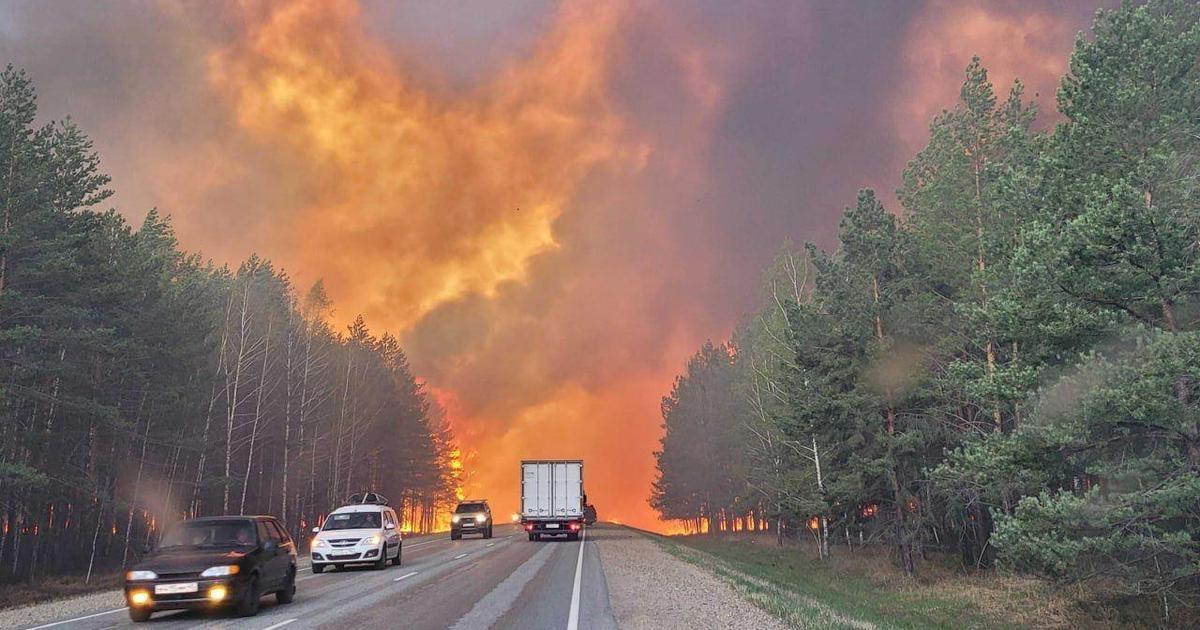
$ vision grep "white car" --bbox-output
[309,504,402,573]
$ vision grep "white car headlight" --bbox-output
[364,534,382,546]
[312,538,329,549]
[200,565,240,577]
[126,570,157,581]
[452,515,461,522]
[476,513,487,521]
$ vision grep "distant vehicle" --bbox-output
[583,503,597,525]
[451,499,493,539]
[310,492,402,573]
[521,460,585,541]
[124,515,297,622]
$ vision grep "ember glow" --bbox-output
[0,0,1106,531]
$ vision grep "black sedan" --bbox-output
[124,515,297,622]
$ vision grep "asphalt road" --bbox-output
[22,524,617,630]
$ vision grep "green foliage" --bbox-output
[0,68,457,585]
[654,0,1200,613]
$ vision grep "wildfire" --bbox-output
[206,0,635,331]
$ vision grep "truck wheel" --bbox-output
[568,532,579,542]
[312,563,324,574]
[528,532,535,541]
[128,608,152,622]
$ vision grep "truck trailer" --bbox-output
[520,460,585,541]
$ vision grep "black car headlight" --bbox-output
[126,570,157,581]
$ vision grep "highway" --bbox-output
[22,524,617,630]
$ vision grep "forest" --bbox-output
[652,0,1200,616]
[0,68,459,587]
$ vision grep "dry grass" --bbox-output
[668,532,1163,629]
[0,571,121,611]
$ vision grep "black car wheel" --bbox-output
[236,575,261,617]
[276,568,296,604]
[391,545,402,566]
[374,547,388,570]
[312,563,325,574]
[450,531,461,540]
[128,608,152,623]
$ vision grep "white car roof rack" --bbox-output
[347,491,389,506]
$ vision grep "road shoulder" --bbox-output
[591,524,789,630]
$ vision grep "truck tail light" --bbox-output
[569,522,581,531]
[524,523,533,531]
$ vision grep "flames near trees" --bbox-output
[0,67,459,587]
[653,0,1200,616]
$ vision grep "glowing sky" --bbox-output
[0,0,1107,530]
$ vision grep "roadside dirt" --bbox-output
[592,524,788,630]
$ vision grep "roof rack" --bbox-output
[347,491,389,506]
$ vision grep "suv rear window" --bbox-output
[455,503,487,513]
[323,512,382,530]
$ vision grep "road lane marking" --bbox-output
[262,620,297,630]
[566,529,586,630]
[393,571,419,582]
[449,543,556,629]
[486,542,495,547]
[454,553,468,559]
[26,608,127,629]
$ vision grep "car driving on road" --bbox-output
[310,499,402,572]
[451,499,493,539]
[124,515,297,622]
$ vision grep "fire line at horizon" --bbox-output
[0,0,1100,532]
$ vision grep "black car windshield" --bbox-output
[159,520,256,550]
[455,503,486,514]
[322,512,381,530]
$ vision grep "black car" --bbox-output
[450,500,492,539]
[124,516,297,622]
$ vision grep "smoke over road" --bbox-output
[0,0,1104,529]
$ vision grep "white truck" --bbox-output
[520,460,585,541]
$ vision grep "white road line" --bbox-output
[393,571,419,582]
[262,619,297,630]
[25,608,127,629]
[566,529,586,630]
[449,543,556,629]
[486,542,495,547]
[405,537,453,550]
[453,553,468,559]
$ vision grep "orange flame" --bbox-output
[206,0,636,330]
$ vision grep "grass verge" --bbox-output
[648,532,1122,629]
[0,571,121,611]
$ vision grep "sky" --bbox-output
[0,0,1109,530]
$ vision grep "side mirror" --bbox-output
[385,522,396,530]
[311,527,320,534]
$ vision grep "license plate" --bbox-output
[155,582,198,595]
[546,523,560,529]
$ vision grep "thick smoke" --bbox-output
[0,0,1104,529]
